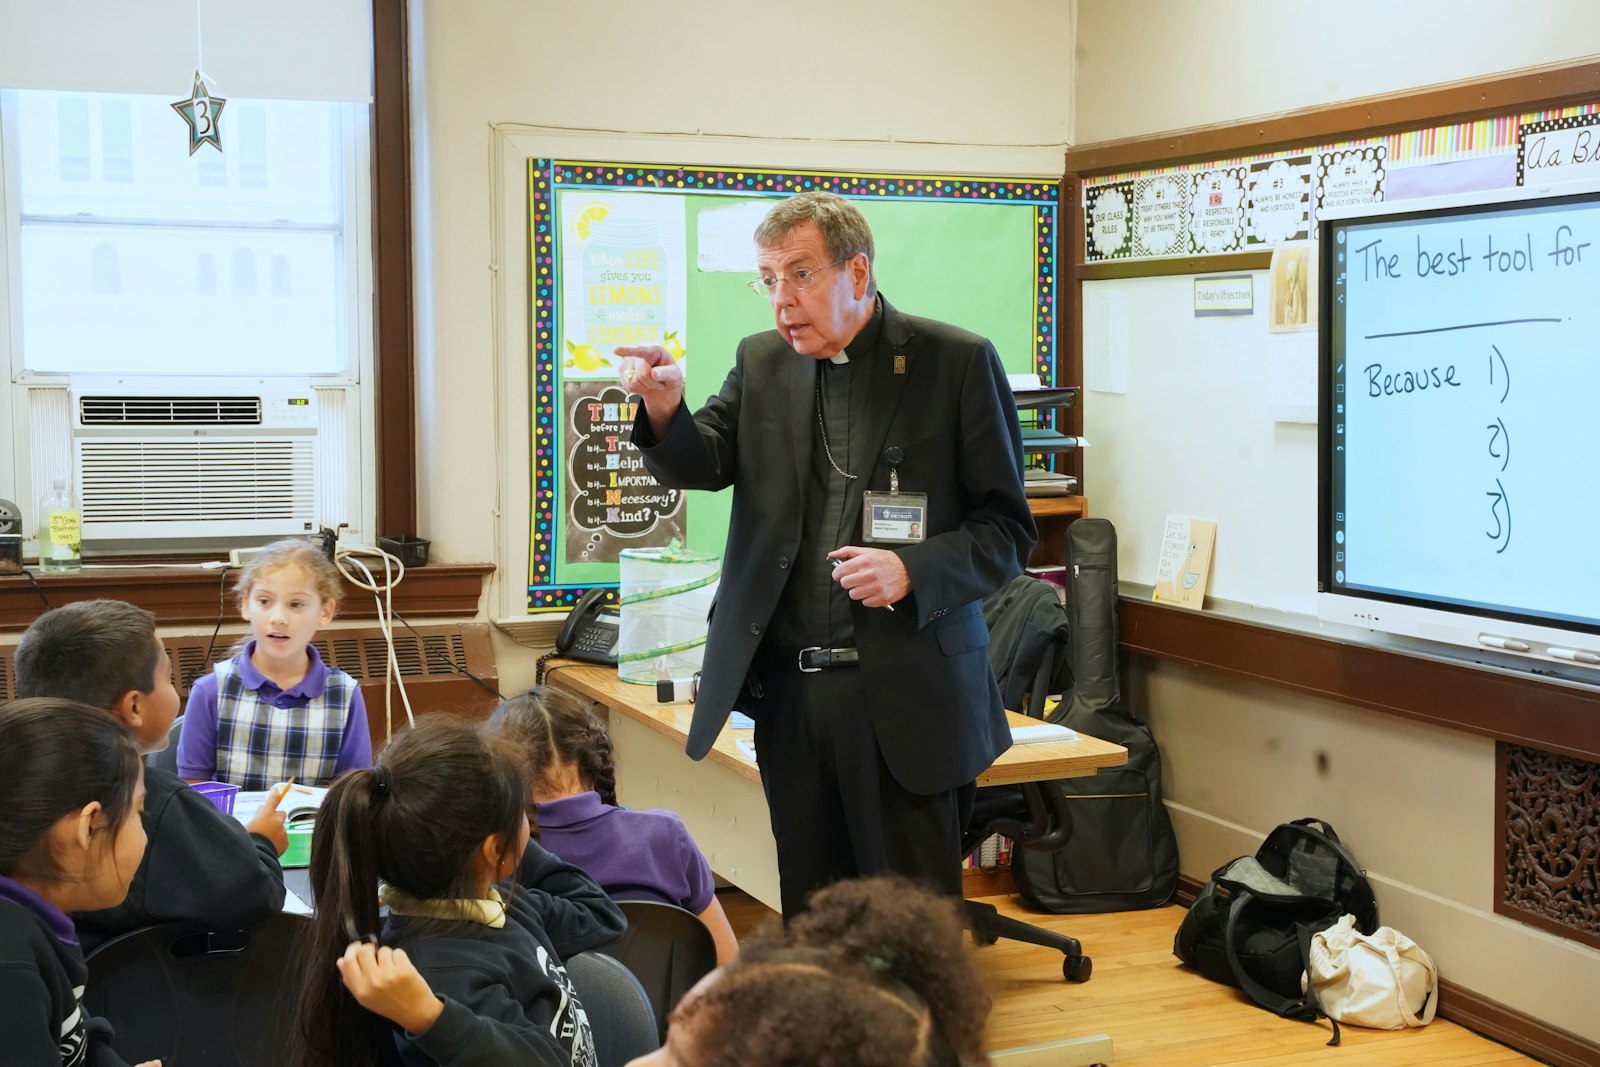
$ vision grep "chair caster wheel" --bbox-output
[1063,955,1092,982]
[971,928,999,946]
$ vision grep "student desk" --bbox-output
[545,662,1129,913]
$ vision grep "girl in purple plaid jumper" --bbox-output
[177,540,371,789]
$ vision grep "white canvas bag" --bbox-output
[1304,914,1438,1029]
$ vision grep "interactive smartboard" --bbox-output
[1318,183,1600,662]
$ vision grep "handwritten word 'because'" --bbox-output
[1365,362,1461,398]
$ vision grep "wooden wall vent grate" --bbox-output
[1496,742,1600,951]
[162,631,472,695]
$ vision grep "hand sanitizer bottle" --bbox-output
[38,479,82,573]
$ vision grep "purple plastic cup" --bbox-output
[192,781,240,815]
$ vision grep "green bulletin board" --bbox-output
[527,160,1059,611]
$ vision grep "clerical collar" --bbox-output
[833,295,884,364]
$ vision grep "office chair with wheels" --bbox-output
[603,899,719,1043]
[146,714,184,775]
[966,574,1093,982]
[83,911,312,1067]
[566,950,660,1067]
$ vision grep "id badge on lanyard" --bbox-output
[862,447,926,544]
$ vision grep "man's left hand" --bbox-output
[828,546,910,609]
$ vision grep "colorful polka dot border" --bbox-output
[527,159,1062,609]
[551,163,1058,204]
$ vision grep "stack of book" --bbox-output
[963,832,1014,870]
[1024,467,1079,497]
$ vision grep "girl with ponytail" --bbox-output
[292,714,623,1067]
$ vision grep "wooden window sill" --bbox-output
[0,562,493,631]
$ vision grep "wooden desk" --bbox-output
[546,663,1128,912]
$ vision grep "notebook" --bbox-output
[231,783,328,828]
[274,783,329,827]
[1009,722,1078,745]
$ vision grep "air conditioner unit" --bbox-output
[69,386,321,542]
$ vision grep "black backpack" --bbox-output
[1173,818,1378,1044]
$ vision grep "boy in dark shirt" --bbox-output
[15,600,288,953]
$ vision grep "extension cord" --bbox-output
[333,543,416,741]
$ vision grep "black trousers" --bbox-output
[749,650,976,918]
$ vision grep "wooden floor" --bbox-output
[718,888,1536,1066]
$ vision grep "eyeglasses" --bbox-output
[747,258,848,297]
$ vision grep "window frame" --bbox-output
[370,0,416,540]
[0,0,418,587]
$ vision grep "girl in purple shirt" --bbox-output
[0,699,160,1067]
[177,540,371,789]
[490,686,740,964]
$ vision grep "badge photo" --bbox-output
[862,492,927,544]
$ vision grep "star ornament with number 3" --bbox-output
[171,72,226,155]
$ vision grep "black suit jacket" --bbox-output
[633,296,1036,795]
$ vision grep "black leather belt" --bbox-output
[797,646,860,672]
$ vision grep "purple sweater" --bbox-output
[533,792,715,914]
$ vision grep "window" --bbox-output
[2,90,369,378]
[0,89,375,550]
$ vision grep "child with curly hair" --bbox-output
[627,875,992,1067]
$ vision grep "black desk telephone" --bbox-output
[555,587,620,666]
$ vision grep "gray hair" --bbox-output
[754,191,876,273]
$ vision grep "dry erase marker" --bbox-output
[1477,634,1530,652]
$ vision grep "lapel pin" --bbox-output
[893,354,906,375]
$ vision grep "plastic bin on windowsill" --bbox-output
[192,781,240,815]
[378,535,430,567]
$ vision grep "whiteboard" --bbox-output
[1084,183,1600,632]
[1082,273,1321,615]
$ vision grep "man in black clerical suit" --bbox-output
[619,191,1034,917]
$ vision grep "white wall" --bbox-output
[1076,0,1600,143]
[407,0,1076,660]
[1074,6,1600,1047]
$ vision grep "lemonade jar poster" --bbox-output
[559,191,689,380]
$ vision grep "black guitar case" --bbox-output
[1009,517,1181,912]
